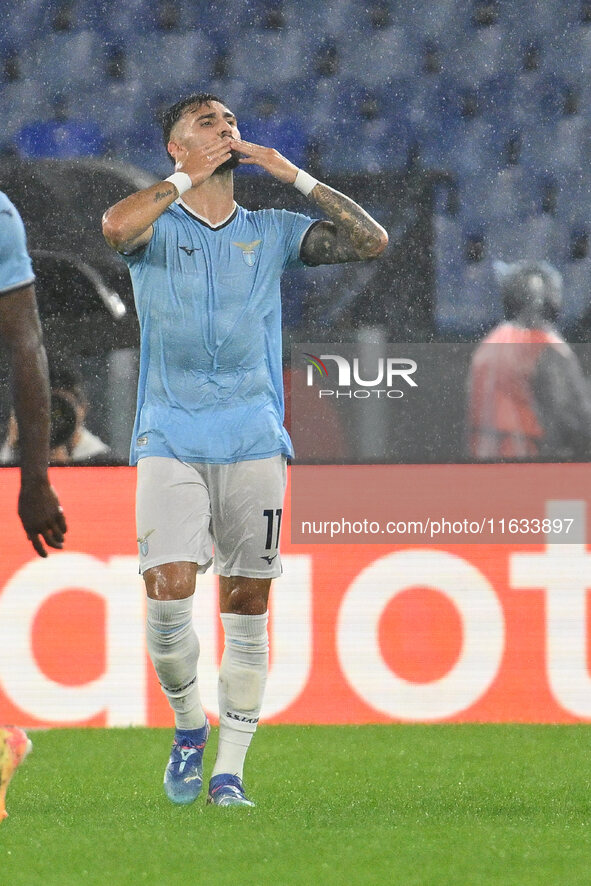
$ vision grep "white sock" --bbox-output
[212,612,269,780]
[145,596,207,731]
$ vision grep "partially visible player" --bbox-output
[468,260,591,459]
[0,192,65,820]
[0,726,32,821]
[0,191,67,555]
[102,92,387,808]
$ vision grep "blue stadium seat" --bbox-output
[340,26,419,85]
[89,80,150,140]
[15,111,105,160]
[486,217,530,263]
[507,72,550,126]
[439,118,501,176]
[474,75,516,133]
[2,0,106,48]
[446,24,513,83]
[286,0,358,40]
[321,126,411,175]
[2,0,48,48]
[433,214,477,335]
[434,77,478,124]
[519,122,561,174]
[408,75,445,131]
[225,27,306,86]
[299,77,362,138]
[0,80,48,148]
[369,81,412,135]
[435,258,500,336]
[434,267,463,334]
[521,172,559,217]
[402,0,466,44]
[309,78,412,173]
[485,214,568,267]
[21,30,104,92]
[127,30,215,89]
[554,170,591,228]
[501,0,575,36]
[460,168,526,225]
[92,0,155,41]
[113,106,170,178]
[548,117,591,174]
[518,215,567,263]
[521,116,591,179]
[209,79,251,116]
[412,121,451,171]
[543,28,590,82]
[238,98,309,171]
[561,257,591,324]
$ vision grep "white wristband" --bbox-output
[293,169,319,196]
[165,171,193,197]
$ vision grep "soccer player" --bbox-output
[102,92,388,807]
[0,191,67,557]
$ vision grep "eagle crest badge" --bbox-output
[232,239,262,267]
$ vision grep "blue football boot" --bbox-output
[206,773,255,808]
[163,721,209,805]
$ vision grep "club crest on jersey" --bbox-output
[232,239,261,267]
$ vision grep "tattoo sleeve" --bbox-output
[300,183,388,266]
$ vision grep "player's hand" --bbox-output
[18,478,67,558]
[173,136,234,187]
[228,138,299,183]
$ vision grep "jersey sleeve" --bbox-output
[120,214,166,267]
[0,194,35,295]
[275,209,319,270]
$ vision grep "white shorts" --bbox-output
[135,455,287,578]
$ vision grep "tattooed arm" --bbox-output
[298,183,388,265]
[229,136,389,265]
[101,181,177,253]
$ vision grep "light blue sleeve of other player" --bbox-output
[0,192,35,294]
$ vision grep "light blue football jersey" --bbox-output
[123,200,317,465]
[0,192,35,294]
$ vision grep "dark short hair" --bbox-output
[161,92,224,163]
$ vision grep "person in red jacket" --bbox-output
[467,260,591,459]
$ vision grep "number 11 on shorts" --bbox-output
[263,508,282,549]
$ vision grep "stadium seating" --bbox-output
[3,0,591,332]
[126,31,216,89]
[21,30,104,92]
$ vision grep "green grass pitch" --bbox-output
[1,725,591,885]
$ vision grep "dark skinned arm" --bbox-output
[0,285,67,556]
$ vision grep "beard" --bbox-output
[212,149,241,175]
